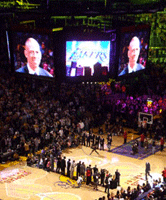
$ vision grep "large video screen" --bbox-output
[118,29,150,76]
[66,41,110,77]
[13,32,54,78]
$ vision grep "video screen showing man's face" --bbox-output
[13,32,54,78]
[118,30,149,76]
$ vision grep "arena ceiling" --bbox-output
[0,0,164,15]
[0,0,165,33]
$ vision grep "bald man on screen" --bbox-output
[119,36,145,76]
[16,38,53,77]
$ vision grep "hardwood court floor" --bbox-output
[0,129,166,200]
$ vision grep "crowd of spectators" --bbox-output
[100,81,166,129]
[0,73,166,200]
[0,75,101,155]
[97,181,166,200]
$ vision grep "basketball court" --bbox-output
[0,129,165,200]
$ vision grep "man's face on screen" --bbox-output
[24,39,42,71]
[128,37,140,66]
